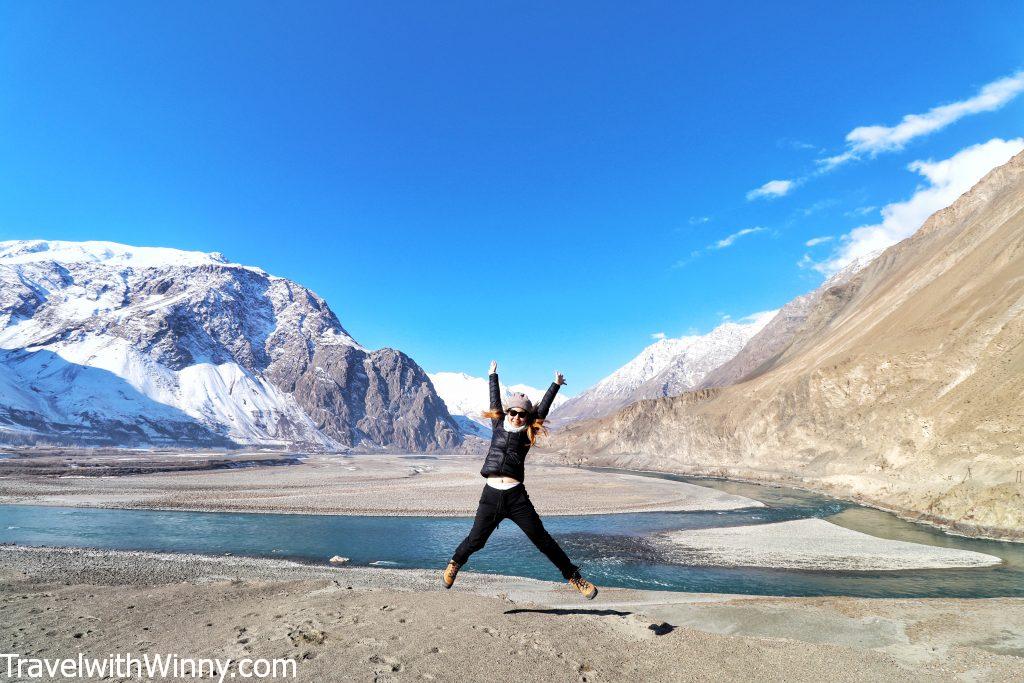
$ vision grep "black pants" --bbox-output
[451,483,579,580]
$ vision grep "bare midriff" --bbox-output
[487,475,521,484]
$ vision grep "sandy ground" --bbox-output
[0,453,763,516]
[3,546,1023,682]
[656,518,1003,570]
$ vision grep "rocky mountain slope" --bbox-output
[0,240,461,451]
[427,371,568,438]
[550,315,773,425]
[546,149,1024,540]
[700,251,881,389]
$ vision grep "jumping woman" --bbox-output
[442,360,598,600]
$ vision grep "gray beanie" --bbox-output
[506,392,534,413]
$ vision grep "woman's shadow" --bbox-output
[503,607,631,617]
[503,608,676,635]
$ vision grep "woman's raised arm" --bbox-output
[535,370,566,419]
[488,360,502,412]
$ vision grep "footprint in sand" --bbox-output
[284,620,327,647]
[356,637,387,649]
[577,661,598,682]
[234,625,253,650]
[368,653,403,673]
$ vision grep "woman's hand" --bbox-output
[489,360,498,375]
[554,371,566,386]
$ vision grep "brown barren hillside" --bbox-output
[545,150,1024,540]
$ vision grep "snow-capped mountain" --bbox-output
[427,371,569,438]
[699,249,884,390]
[549,313,775,425]
[0,239,461,450]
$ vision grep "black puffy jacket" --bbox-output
[479,372,560,483]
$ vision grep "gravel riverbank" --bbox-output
[3,545,1024,682]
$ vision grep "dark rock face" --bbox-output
[358,348,461,450]
[268,342,460,451]
[0,241,462,451]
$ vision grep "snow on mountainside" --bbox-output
[0,240,254,270]
[0,239,461,450]
[550,313,775,425]
[428,371,569,438]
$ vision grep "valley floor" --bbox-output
[3,546,1023,682]
[0,452,762,516]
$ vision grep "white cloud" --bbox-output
[688,215,711,225]
[813,137,1024,275]
[673,226,768,269]
[714,227,765,249]
[778,138,819,151]
[799,198,839,217]
[804,236,833,247]
[747,179,795,200]
[820,70,1024,170]
[670,249,702,269]
[815,151,856,172]
[650,332,667,340]
[739,309,780,327]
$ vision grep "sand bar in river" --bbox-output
[656,518,1003,571]
[0,452,762,516]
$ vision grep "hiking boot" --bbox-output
[442,560,460,589]
[567,571,598,600]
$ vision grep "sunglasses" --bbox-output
[507,409,528,418]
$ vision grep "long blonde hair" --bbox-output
[482,409,548,447]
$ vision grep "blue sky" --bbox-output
[1,2,1023,391]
